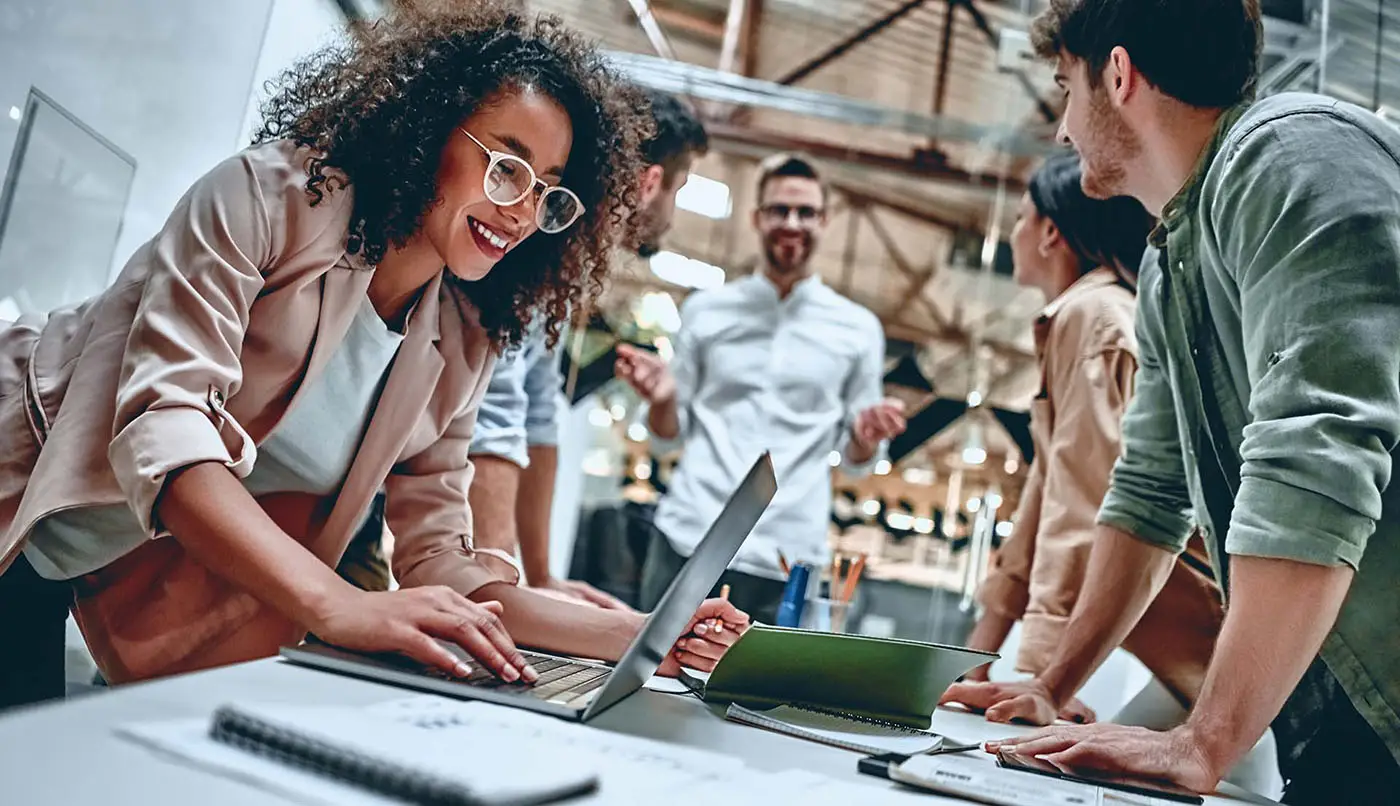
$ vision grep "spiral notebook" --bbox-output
[724,703,948,755]
[204,703,598,806]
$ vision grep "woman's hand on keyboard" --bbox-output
[308,585,539,684]
[657,598,750,675]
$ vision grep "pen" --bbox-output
[778,551,790,577]
[840,554,867,603]
[706,583,732,635]
[931,742,982,755]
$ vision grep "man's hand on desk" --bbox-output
[656,597,750,677]
[986,723,1220,795]
[940,678,1096,725]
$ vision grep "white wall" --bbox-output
[241,0,348,144]
[0,0,275,281]
[0,0,346,289]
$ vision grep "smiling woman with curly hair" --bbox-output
[0,0,745,708]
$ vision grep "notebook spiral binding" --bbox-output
[210,706,485,806]
[787,702,938,735]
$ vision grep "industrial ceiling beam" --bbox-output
[861,206,954,332]
[703,120,1027,194]
[717,0,748,73]
[624,0,680,61]
[773,0,931,86]
[739,0,765,77]
[932,1,958,120]
[650,6,725,42]
[958,0,1058,124]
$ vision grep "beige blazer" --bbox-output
[0,141,501,682]
[978,268,1222,706]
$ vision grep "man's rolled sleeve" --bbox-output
[1211,111,1400,570]
[521,339,562,449]
[469,344,530,468]
[1096,253,1195,553]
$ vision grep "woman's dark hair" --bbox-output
[252,1,650,350]
[1027,150,1155,282]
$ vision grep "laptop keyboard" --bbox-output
[415,650,612,707]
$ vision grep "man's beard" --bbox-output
[1078,90,1139,200]
[763,232,814,275]
[634,198,666,257]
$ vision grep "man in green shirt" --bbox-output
[943,0,1400,802]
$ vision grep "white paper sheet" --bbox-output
[120,696,770,806]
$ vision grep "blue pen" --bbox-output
[775,562,810,627]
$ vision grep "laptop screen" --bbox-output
[581,452,777,719]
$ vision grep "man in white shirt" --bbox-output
[617,153,907,623]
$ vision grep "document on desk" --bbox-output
[885,754,1180,806]
[120,695,763,806]
[120,702,598,806]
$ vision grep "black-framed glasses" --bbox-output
[758,203,824,226]
[459,128,584,234]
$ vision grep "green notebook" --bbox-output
[696,625,997,730]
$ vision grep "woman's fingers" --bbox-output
[399,628,474,678]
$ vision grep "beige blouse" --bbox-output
[979,268,1222,706]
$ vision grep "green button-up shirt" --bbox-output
[1097,92,1400,765]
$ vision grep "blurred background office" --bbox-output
[2,0,1395,718]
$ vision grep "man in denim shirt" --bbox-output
[956,1,1400,802]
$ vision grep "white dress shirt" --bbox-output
[651,272,886,579]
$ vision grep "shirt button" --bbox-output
[1177,261,1184,270]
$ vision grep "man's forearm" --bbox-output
[1185,556,1353,778]
[966,611,1017,655]
[647,397,681,441]
[469,581,643,660]
[1040,525,1177,704]
[517,445,558,586]
[466,454,523,565]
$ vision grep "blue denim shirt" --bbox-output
[1097,93,1400,765]
[471,324,561,468]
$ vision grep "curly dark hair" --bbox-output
[252,0,650,349]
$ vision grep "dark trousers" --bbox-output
[0,554,72,710]
[1276,659,1400,804]
[638,528,785,626]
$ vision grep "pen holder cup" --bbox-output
[800,596,853,633]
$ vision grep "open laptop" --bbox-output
[280,452,777,722]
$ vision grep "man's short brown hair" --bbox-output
[755,152,829,207]
[1032,0,1262,109]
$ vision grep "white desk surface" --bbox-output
[0,658,1273,805]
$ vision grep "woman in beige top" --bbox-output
[0,4,745,709]
[944,152,1222,723]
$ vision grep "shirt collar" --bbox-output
[1037,266,1123,324]
[751,270,823,302]
[1149,102,1250,248]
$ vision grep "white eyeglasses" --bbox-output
[459,128,584,234]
